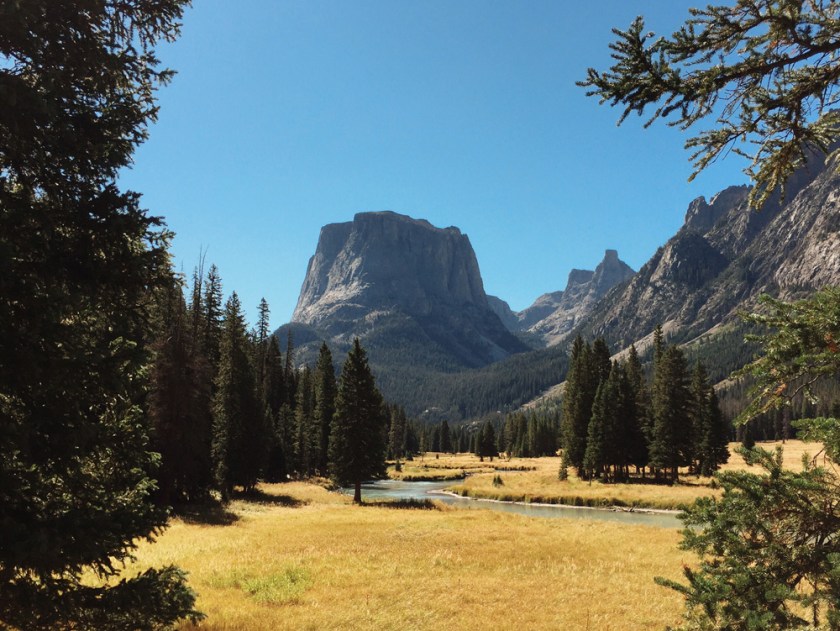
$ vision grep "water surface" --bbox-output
[347,479,683,529]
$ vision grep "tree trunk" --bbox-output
[353,480,362,504]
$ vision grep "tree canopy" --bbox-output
[0,0,199,627]
[580,0,840,207]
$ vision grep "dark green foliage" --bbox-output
[475,421,498,462]
[501,410,560,458]
[211,293,264,497]
[561,337,598,474]
[149,277,213,505]
[580,1,840,208]
[658,447,840,630]
[690,363,730,476]
[387,405,408,461]
[293,366,315,475]
[0,0,200,626]
[313,342,337,475]
[328,339,387,503]
[649,345,692,481]
[262,335,287,481]
[623,345,650,472]
[439,420,453,453]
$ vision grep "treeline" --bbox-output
[561,327,730,482]
[148,263,405,504]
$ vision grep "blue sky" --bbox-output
[121,1,751,327]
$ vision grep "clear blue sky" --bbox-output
[121,1,751,327]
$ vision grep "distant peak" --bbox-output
[566,268,594,287]
[603,249,619,261]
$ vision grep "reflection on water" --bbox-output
[343,479,683,529]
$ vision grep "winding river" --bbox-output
[349,479,683,529]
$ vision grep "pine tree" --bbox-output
[293,366,315,476]
[624,345,650,475]
[0,1,200,626]
[328,339,387,503]
[690,363,730,476]
[561,337,597,475]
[149,276,212,505]
[388,405,408,462]
[262,335,287,481]
[212,293,263,498]
[439,420,453,453]
[203,264,224,373]
[580,1,840,208]
[313,342,337,475]
[583,381,608,481]
[477,421,498,462]
[649,345,692,481]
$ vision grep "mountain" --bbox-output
[285,210,529,373]
[573,156,840,359]
[488,250,635,346]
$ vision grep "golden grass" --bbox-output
[441,441,822,510]
[121,441,819,629]
[125,482,685,630]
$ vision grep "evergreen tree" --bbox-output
[580,0,840,208]
[439,420,453,453]
[561,337,597,475]
[0,1,200,626]
[313,342,337,475]
[649,345,692,481]
[583,382,608,481]
[476,421,498,462]
[211,293,263,498]
[149,276,212,505]
[293,366,315,476]
[388,405,408,462]
[624,346,650,475]
[690,363,730,476]
[262,335,287,481]
[203,264,224,373]
[328,339,387,503]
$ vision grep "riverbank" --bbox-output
[129,481,684,630]
[397,441,820,511]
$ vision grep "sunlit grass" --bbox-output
[125,482,685,630]
[122,441,819,629]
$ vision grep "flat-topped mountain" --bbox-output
[288,211,528,371]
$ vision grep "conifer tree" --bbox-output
[212,293,263,498]
[203,264,224,372]
[477,421,498,462]
[0,1,200,626]
[262,335,287,481]
[388,405,408,462]
[561,337,596,474]
[294,366,315,475]
[439,420,453,453]
[328,339,387,503]
[313,342,337,475]
[583,381,608,481]
[649,345,692,481]
[690,363,730,476]
[149,276,212,505]
[624,344,651,475]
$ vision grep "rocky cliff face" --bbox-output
[289,211,527,369]
[521,250,635,346]
[574,156,840,350]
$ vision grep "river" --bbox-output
[347,479,683,529]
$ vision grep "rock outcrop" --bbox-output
[574,155,840,350]
[289,211,528,369]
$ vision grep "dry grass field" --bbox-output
[418,441,822,510]
[121,440,819,630]
[127,482,685,631]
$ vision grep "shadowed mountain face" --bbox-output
[288,211,528,371]
[574,157,840,351]
[488,250,635,347]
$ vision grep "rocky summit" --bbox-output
[489,250,635,347]
[289,211,527,370]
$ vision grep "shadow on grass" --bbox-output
[174,503,239,526]
[362,498,447,510]
[233,488,309,508]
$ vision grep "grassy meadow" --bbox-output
[413,440,822,510]
[122,440,819,630]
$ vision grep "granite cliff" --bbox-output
[288,211,528,370]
